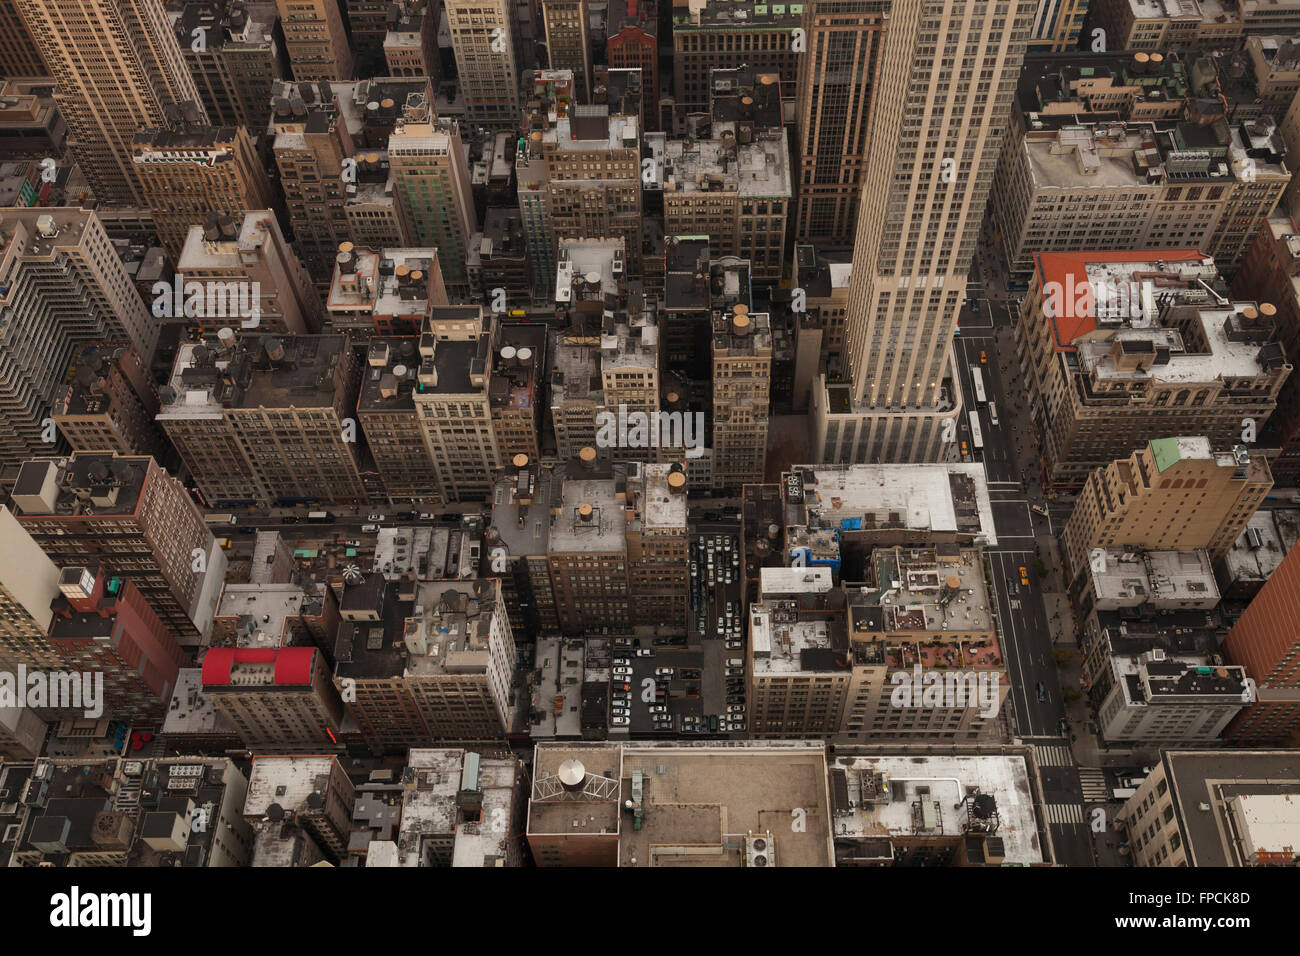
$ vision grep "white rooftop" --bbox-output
[797,463,997,545]
[832,753,1045,864]
[759,566,833,597]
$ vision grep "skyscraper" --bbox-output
[0,0,48,77]
[813,0,1034,463]
[712,306,772,489]
[541,0,591,101]
[0,208,159,466]
[11,453,227,642]
[793,0,887,245]
[445,0,520,130]
[274,0,353,80]
[17,0,205,205]
[1222,538,1300,745]
[132,108,275,259]
[270,79,355,289]
[1060,437,1272,585]
[389,98,478,300]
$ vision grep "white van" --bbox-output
[988,401,999,426]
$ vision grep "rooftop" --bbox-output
[617,743,834,867]
[177,211,280,273]
[358,337,422,412]
[215,583,325,648]
[1086,548,1219,604]
[628,463,687,532]
[853,547,996,634]
[1160,750,1300,866]
[244,755,340,817]
[557,238,626,306]
[1033,250,1218,347]
[12,454,151,518]
[162,667,237,737]
[830,753,1046,865]
[531,638,585,738]
[159,335,351,420]
[549,334,603,406]
[1222,509,1299,585]
[786,464,998,545]
[655,130,791,198]
[549,474,627,554]
[489,462,558,558]
[402,579,503,678]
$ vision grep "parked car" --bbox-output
[612,716,629,726]
[367,513,384,521]
[637,648,654,657]
[728,705,745,714]
[726,658,744,667]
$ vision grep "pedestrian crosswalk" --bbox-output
[1044,803,1085,826]
[1034,744,1074,767]
[1078,768,1110,804]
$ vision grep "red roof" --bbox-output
[201,646,316,687]
[1033,250,1207,351]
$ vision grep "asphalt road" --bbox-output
[964,241,1101,866]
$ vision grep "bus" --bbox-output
[204,513,237,526]
[969,366,987,404]
[969,412,984,451]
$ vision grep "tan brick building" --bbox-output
[1061,437,1272,584]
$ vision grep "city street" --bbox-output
[961,252,1103,866]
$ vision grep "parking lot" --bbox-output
[608,525,748,735]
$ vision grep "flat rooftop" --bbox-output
[633,464,687,531]
[216,583,323,648]
[359,337,422,412]
[790,464,998,545]
[402,579,501,677]
[393,749,462,865]
[1223,510,1299,584]
[751,602,840,675]
[550,334,602,406]
[528,744,623,836]
[856,547,995,633]
[0,207,93,260]
[1162,750,1300,866]
[244,756,339,816]
[12,454,150,518]
[489,464,557,558]
[531,638,585,738]
[759,567,833,597]
[1087,548,1218,604]
[831,753,1046,865]
[549,476,626,554]
[657,131,791,198]
[159,336,350,419]
[617,743,834,867]
[162,668,237,737]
